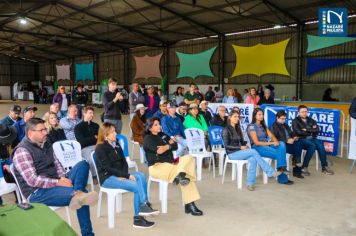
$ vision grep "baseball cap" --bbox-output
[178,102,187,107]
[147,85,154,89]
[159,100,168,105]
[23,106,38,114]
[10,105,21,114]
[167,102,177,109]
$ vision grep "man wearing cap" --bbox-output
[199,101,213,125]
[144,85,160,119]
[60,105,80,140]
[161,102,187,158]
[153,100,168,119]
[176,102,187,123]
[184,83,201,105]
[129,83,145,120]
[13,106,37,146]
[0,105,22,127]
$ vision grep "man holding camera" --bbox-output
[103,78,124,134]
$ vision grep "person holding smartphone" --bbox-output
[103,78,124,134]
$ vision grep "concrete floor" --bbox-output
[1,100,356,236]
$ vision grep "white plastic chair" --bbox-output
[9,164,72,225]
[221,157,249,189]
[91,152,129,229]
[52,140,94,192]
[116,134,139,171]
[184,128,215,181]
[129,121,145,164]
[147,176,169,213]
[208,126,226,176]
[301,150,320,171]
[0,177,20,204]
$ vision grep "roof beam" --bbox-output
[0,1,55,27]
[262,0,303,25]
[143,0,221,35]
[57,0,165,44]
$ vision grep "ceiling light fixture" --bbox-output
[20,18,27,25]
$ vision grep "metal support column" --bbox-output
[164,43,170,97]
[296,24,304,100]
[218,34,226,92]
[95,54,99,90]
[123,49,129,91]
[9,57,13,100]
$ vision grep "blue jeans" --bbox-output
[252,142,287,168]
[102,172,148,216]
[29,161,93,236]
[286,139,304,163]
[104,119,122,134]
[229,149,275,186]
[298,138,327,168]
[77,105,85,120]
[175,136,187,157]
[59,110,67,120]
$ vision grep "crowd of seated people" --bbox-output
[0,81,340,235]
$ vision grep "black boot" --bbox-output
[173,172,190,186]
[293,166,304,179]
[185,202,203,216]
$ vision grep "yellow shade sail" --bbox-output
[231,39,290,77]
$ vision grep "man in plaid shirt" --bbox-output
[13,118,98,236]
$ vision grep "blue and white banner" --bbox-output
[208,103,254,141]
[261,104,341,156]
[318,8,348,37]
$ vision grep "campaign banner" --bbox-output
[208,103,254,141]
[348,118,356,160]
[261,104,341,156]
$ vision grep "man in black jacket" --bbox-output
[271,110,314,178]
[75,106,99,176]
[103,78,124,133]
[292,105,334,175]
[72,84,88,120]
[199,100,212,125]
[210,105,227,127]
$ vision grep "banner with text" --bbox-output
[208,103,254,141]
[348,118,356,160]
[261,104,340,156]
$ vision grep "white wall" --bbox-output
[0,86,11,100]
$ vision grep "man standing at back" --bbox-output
[13,118,98,236]
[129,82,145,120]
[103,78,124,134]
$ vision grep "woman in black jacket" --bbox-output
[95,122,158,229]
[222,110,280,191]
[44,112,66,144]
[143,117,203,216]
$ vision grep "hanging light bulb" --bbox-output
[20,18,27,25]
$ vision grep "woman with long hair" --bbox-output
[222,88,238,103]
[222,110,281,191]
[143,117,203,216]
[130,104,147,145]
[244,87,260,106]
[44,112,66,144]
[95,122,159,228]
[247,108,293,185]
